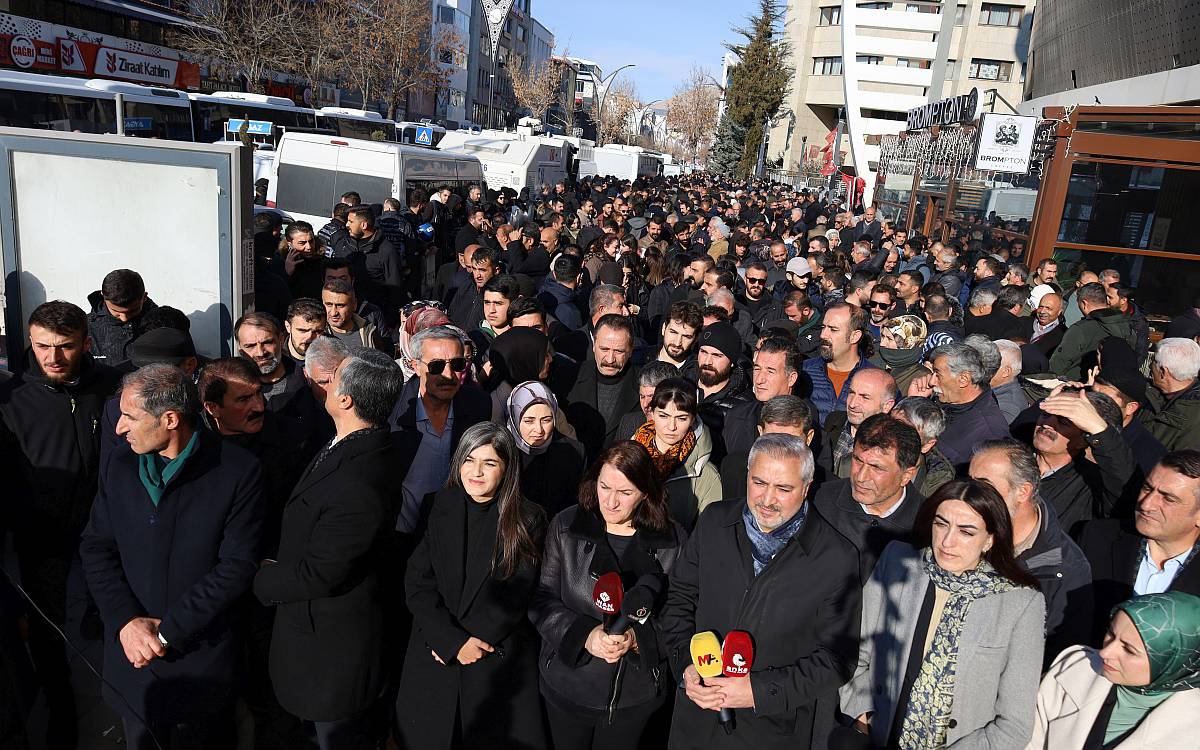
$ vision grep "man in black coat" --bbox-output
[347,205,406,325]
[390,326,492,534]
[85,268,158,367]
[722,337,802,458]
[0,301,121,748]
[81,364,263,750]
[662,434,861,750]
[1076,450,1200,646]
[812,414,923,581]
[255,350,405,749]
[565,314,641,462]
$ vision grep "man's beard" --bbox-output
[818,341,835,362]
[255,355,280,375]
[698,364,730,387]
[665,343,688,360]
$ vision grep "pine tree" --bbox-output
[708,114,745,177]
[724,0,791,177]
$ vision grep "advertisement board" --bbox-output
[973,113,1039,174]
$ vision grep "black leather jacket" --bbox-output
[529,505,686,718]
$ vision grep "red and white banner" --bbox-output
[1,34,57,71]
[55,38,200,89]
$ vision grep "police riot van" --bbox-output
[592,143,662,181]
[438,119,572,195]
[268,129,485,229]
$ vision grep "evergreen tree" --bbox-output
[724,0,791,177]
[708,114,746,177]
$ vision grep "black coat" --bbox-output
[1039,425,1136,536]
[661,500,861,749]
[80,430,263,722]
[254,428,402,722]
[518,433,586,516]
[85,297,159,366]
[396,487,547,750]
[722,399,764,458]
[1076,518,1200,646]
[529,506,685,716]
[812,478,923,581]
[222,413,311,559]
[0,350,121,547]
[263,358,323,442]
[356,230,406,323]
[564,360,641,462]
[1018,498,1094,667]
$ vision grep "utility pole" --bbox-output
[755,114,771,179]
[828,107,845,193]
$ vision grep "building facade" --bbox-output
[1021,0,1200,113]
[769,0,1032,202]
[465,0,558,129]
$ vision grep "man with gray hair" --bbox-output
[255,349,405,747]
[892,396,955,498]
[1144,337,1200,451]
[391,325,491,532]
[661,432,861,748]
[82,364,264,749]
[907,341,1010,468]
[985,338,1031,424]
[969,438,1093,666]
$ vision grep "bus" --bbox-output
[0,70,193,139]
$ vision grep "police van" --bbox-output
[438,119,573,194]
[267,125,484,230]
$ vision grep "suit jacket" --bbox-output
[1075,518,1200,646]
[254,428,402,722]
[80,431,263,722]
[840,542,1046,749]
[1027,645,1200,749]
[396,487,547,750]
[661,500,861,749]
[564,360,640,461]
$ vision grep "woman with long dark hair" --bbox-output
[839,479,1045,749]
[396,422,547,750]
[529,441,687,749]
[506,380,585,515]
[631,378,722,531]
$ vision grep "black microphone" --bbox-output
[608,574,663,635]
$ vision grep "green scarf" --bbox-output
[1106,592,1200,742]
[897,548,1017,750]
[138,430,200,507]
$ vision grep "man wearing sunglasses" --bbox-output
[391,325,491,534]
[866,285,897,343]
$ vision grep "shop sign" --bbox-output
[906,88,980,131]
[1,34,57,71]
[55,38,200,89]
[973,113,1038,174]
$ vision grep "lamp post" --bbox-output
[596,63,636,145]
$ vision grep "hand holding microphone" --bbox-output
[588,573,631,663]
[712,630,755,732]
[686,631,725,711]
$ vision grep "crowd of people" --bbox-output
[3,170,1200,750]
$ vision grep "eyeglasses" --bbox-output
[422,357,468,376]
[868,301,892,310]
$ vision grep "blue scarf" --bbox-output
[741,502,807,576]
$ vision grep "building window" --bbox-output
[946,59,957,78]
[812,57,844,75]
[858,1,891,7]
[438,5,455,24]
[955,4,967,24]
[819,6,841,24]
[856,55,883,65]
[905,2,940,12]
[575,81,585,93]
[968,58,1012,80]
[979,3,1023,26]
[517,25,526,41]
[896,58,931,69]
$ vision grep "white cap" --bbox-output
[786,257,812,276]
[1029,283,1055,308]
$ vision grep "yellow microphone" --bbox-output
[689,631,723,682]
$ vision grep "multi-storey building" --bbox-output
[768,0,1032,202]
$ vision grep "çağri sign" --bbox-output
[906,88,980,131]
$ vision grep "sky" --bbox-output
[532,0,760,104]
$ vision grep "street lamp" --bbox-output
[596,63,636,144]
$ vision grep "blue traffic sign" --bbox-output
[415,126,434,146]
[123,117,153,131]
[226,119,273,136]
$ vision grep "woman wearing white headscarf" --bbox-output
[506,380,585,515]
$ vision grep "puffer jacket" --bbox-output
[85,296,159,366]
[1142,380,1200,452]
[1050,307,1135,382]
[529,505,686,720]
[664,422,723,532]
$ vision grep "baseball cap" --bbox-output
[786,257,812,277]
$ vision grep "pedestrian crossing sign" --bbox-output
[415,126,434,146]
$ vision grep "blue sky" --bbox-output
[533,0,760,103]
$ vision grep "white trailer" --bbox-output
[0,127,253,364]
[592,144,660,180]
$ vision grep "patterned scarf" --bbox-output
[897,548,1017,749]
[741,502,807,576]
[633,420,697,478]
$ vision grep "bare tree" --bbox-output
[665,66,720,167]
[597,77,640,146]
[171,0,304,93]
[284,1,347,100]
[509,52,562,124]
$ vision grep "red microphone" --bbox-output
[718,630,754,733]
[591,572,624,627]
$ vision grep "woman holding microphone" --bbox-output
[529,441,687,748]
[396,422,547,749]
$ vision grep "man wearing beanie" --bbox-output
[695,321,750,453]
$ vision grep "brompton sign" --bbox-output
[906,88,980,131]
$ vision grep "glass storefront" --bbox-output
[1058,161,1200,254]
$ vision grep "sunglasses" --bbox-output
[746,277,767,285]
[868,301,892,310]
[423,357,468,376]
